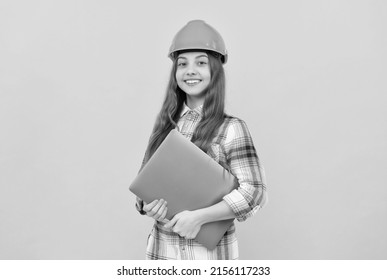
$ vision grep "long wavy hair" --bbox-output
[143,51,226,164]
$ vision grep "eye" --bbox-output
[177,58,187,67]
[197,60,208,66]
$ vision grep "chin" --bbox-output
[186,91,206,97]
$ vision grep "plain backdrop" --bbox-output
[0,0,386,259]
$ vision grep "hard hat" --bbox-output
[168,20,228,64]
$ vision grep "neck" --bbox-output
[186,95,204,109]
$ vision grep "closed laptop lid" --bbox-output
[129,129,237,249]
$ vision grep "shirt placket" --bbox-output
[179,237,188,259]
[177,110,200,259]
[180,111,199,139]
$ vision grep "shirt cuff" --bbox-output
[223,188,260,222]
[135,198,147,215]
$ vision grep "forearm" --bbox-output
[195,200,236,225]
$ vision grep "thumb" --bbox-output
[164,215,178,229]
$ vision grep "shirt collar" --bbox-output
[180,103,203,117]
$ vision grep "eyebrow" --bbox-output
[177,54,209,60]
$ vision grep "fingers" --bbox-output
[144,199,163,215]
[163,211,200,239]
[143,199,159,212]
[143,199,168,221]
[159,204,168,221]
[153,200,168,221]
[164,214,178,229]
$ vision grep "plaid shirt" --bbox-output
[136,104,267,260]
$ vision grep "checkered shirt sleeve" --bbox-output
[222,118,268,222]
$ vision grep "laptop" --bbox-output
[129,129,237,250]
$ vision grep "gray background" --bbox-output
[1,0,386,259]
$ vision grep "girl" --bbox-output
[135,20,267,260]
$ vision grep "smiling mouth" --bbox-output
[184,79,201,86]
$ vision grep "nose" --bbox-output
[185,64,197,76]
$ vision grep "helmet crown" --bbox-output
[168,20,228,64]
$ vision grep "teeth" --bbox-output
[185,80,200,85]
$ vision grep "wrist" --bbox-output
[194,208,210,226]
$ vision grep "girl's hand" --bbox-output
[143,199,168,222]
[164,210,203,239]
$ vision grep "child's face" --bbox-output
[175,51,211,104]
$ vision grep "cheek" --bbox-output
[175,72,182,81]
[175,69,184,80]
[175,72,182,87]
[203,68,211,81]
[204,72,211,84]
